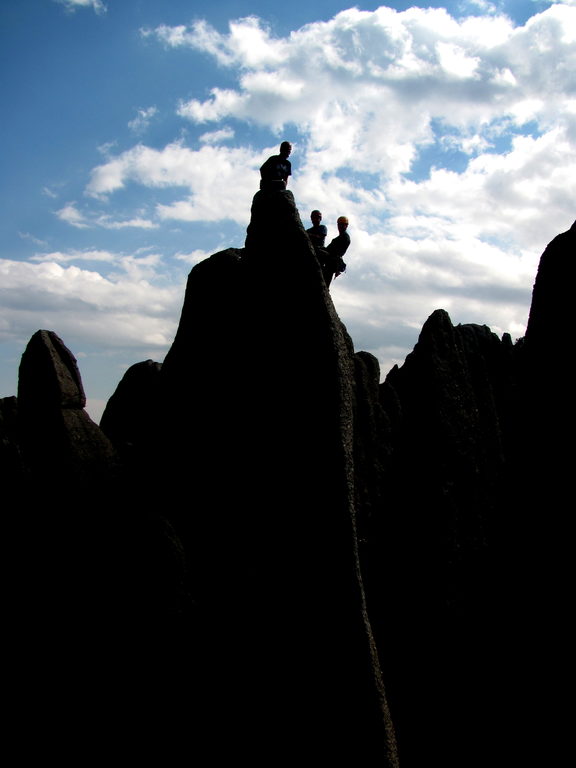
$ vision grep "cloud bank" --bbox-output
[0,254,183,350]
[5,4,575,408]
[91,5,575,363]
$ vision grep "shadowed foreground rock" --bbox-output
[357,220,575,767]
[360,311,517,766]
[5,332,192,761]
[5,208,573,765]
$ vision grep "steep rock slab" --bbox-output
[525,219,575,361]
[521,220,575,493]
[159,190,398,765]
[365,310,516,767]
[512,221,575,762]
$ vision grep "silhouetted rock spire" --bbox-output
[17,329,118,480]
[158,189,399,766]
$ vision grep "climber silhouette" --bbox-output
[260,141,292,191]
[322,216,350,287]
[306,210,328,248]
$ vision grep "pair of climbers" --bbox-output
[259,142,351,288]
[306,210,350,287]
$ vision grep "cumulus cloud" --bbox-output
[107,5,576,223]
[0,256,182,351]
[72,4,575,376]
[386,129,576,249]
[86,142,264,224]
[145,17,285,68]
[151,5,575,179]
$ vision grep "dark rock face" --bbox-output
[525,220,575,361]
[100,358,162,464]
[17,330,119,480]
[7,331,193,760]
[356,217,573,766]
[359,311,519,767]
[521,220,575,494]
[511,220,575,759]
[157,190,398,765]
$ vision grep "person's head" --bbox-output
[311,210,322,225]
[280,141,292,157]
[337,215,349,232]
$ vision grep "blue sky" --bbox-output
[1,0,575,421]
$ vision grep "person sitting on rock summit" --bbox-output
[306,210,328,248]
[259,141,292,191]
[322,216,350,287]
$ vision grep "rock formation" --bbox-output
[99,358,162,464]
[3,196,573,765]
[17,329,119,481]
[359,312,516,766]
[152,190,398,765]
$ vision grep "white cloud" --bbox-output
[30,249,117,264]
[56,202,157,230]
[42,186,59,199]
[146,17,286,68]
[174,249,215,265]
[19,232,48,247]
[199,127,235,144]
[29,248,166,282]
[329,224,537,376]
[385,128,576,249]
[153,5,575,179]
[459,0,499,14]
[55,0,106,14]
[0,256,182,351]
[96,215,158,230]
[57,203,90,228]
[128,106,158,134]
[86,142,264,224]
[110,6,575,219]
[60,4,575,383]
[436,41,480,78]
